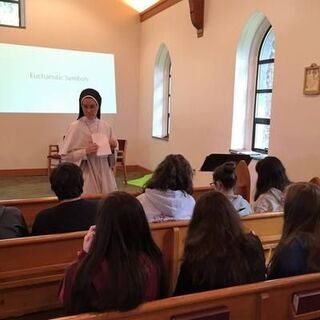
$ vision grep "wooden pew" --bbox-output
[0,222,185,319]
[242,212,283,264]
[0,196,60,230]
[0,193,140,230]
[0,192,191,231]
[0,214,283,319]
[52,273,320,320]
[0,171,213,230]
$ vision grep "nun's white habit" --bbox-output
[60,117,117,195]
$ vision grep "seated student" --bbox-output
[253,156,291,213]
[32,163,97,235]
[213,162,252,216]
[268,182,320,279]
[137,154,195,222]
[59,191,165,314]
[174,191,265,296]
[0,206,29,239]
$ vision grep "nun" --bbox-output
[60,88,118,195]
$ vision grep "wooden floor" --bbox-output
[0,169,145,200]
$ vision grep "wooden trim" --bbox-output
[0,168,48,177]
[0,165,149,177]
[242,211,283,221]
[140,0,183,22]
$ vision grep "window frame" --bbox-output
[0,0,25,28]
[152,44,172,141]
[164,62,172,139]
[252,26,274,153]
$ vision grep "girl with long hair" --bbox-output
[253,156,290,213]
[60,191,165,314]
[137,154,195,222]
[268,182,320,279]
[174,191,265,295]
[213,162,252,216]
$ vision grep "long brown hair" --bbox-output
[183,191,262,287]
[254,156,290,201]
[67,192,165,314]
[269,182,320,273]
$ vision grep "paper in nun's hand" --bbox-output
[91,133,111,156]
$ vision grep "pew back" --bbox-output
[0,193,143,231]
[0,213,283,319]
[0,222,185,318]
[52,273,320,320]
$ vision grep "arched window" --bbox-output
[231,12,275,154]
[252,27,275,152]
[0,0,25,27]
[152,44,171,140]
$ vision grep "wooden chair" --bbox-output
[47,144,61,176]
[114,139,128,184]
[235,160,251,202]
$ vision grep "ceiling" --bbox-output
[121,0,161,12]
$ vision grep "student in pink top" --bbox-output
[59,191,166,315]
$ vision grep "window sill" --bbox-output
[229,149,267,160]
[152,136,169,141]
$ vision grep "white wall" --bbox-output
[0,0,140,169]
[138,0,320,181]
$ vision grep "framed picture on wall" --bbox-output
[303,63,320,95]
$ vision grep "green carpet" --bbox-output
[127,173,152,188]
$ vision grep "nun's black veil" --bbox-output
[77,88,102,119]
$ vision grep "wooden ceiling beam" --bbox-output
[140,0,183,22]
[140,0,205,38]
[189,0,205,37]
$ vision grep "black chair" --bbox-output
[200,153,252,171]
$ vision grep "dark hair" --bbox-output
[269,182,320,273]
[145,154,193,195]
[182,191,262,288]
[50,162,83,200]
[67,192,165,314]
[78,88,101,119]
[254,156,290,201]
[213,162,237,190]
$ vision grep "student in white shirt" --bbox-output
[137,154,195,222]
[253,156,291,213]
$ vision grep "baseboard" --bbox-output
[126,165,152,173]
[0,168,48,177]
[0,165,151,177]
